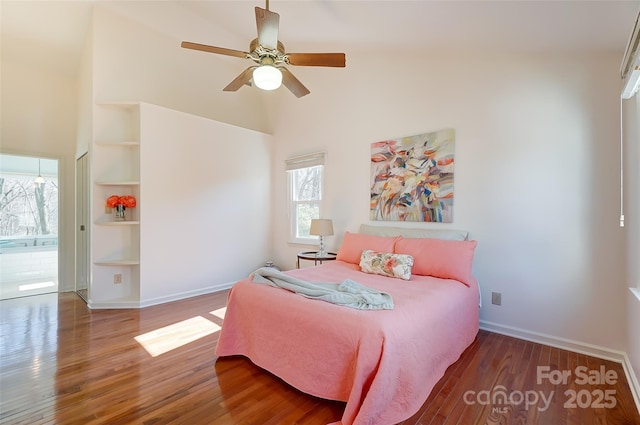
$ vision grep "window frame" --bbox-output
[286,153,325,245]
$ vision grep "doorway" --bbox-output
[76,153,89,302]
[0,154,59,300]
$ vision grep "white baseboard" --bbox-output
[480,320,640,416]
[480,320,626,361]
[138,281,235,308]
[86,281,235,309]
[87,299,141,309]
[623,353,640,418]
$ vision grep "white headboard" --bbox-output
[359,224,469,241]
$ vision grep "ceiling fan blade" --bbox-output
[280,68,310,98]
[286,53,346,67]
[255,7,279,50]
[181,41,248,59]
[223,67,257,92]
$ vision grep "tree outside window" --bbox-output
[290,165,322,241]
[286,152,325,243]
[0,157,58,240]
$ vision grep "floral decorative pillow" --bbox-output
[359,250,414,281]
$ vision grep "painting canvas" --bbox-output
[370,129,455,222]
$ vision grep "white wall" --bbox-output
[1,59,78,293]
[76,22,93,158]
[89,5,275,306]
[270,50,628,352]
[92,4,271,134]
[139,103,273,305]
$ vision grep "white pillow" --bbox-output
[359,250,414,281]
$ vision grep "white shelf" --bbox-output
[94,219,140,226]
[95,141,140,146]
[94,259,140,266]
[95,180,140,186]
[96,101,139,107]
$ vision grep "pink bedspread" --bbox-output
[215,261,479,425]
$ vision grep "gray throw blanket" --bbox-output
[251,267,394,310]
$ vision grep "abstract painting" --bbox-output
[370,128,455,222]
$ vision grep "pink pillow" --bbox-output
[336,232,400,264]
[394,237,477,286]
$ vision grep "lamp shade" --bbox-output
[253,65,282,91]
[309,219,334,237]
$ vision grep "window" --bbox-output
[286,153,324,243]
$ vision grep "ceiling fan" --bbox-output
[181,0,346,98]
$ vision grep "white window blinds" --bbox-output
[285,152,325,171]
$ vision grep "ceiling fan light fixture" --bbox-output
[181,3,345,97]
[253,65,282,91]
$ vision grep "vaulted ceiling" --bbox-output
[2,1,639,79]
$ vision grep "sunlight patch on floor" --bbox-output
[18,281,55,291]
[134,316,220,357]
[210,307,226,320]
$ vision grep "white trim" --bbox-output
[620,97,625,227]
[480,320,640,415]
[285,152,325,171]
[621,7,640,99]
[139,281,236,308]
[87,299,140,309]
[87,281,235,309]
[623,353,640,417]
[288,237,318,246]
[631,287,640,302]
[287,163,324,243]
[480,320,625,361]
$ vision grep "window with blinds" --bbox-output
[286,153,325,243]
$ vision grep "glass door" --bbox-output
[0,154,59,299]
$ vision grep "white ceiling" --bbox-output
[2,0,640,78]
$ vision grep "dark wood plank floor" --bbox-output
[1,291,639,425]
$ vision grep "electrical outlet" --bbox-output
[114,274,122,284]
[491,292,502,306]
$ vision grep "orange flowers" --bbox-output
[106,195,137,209]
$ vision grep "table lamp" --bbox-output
[309,219,334,257]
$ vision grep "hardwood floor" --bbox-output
[1,291,639,425]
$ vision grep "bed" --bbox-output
[215,227,479,425]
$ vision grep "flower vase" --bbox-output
[115,205,126,221]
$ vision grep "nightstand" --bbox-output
[296,251,337,269]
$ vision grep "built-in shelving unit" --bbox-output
[85,101,274,309]
[90,102,141,307]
